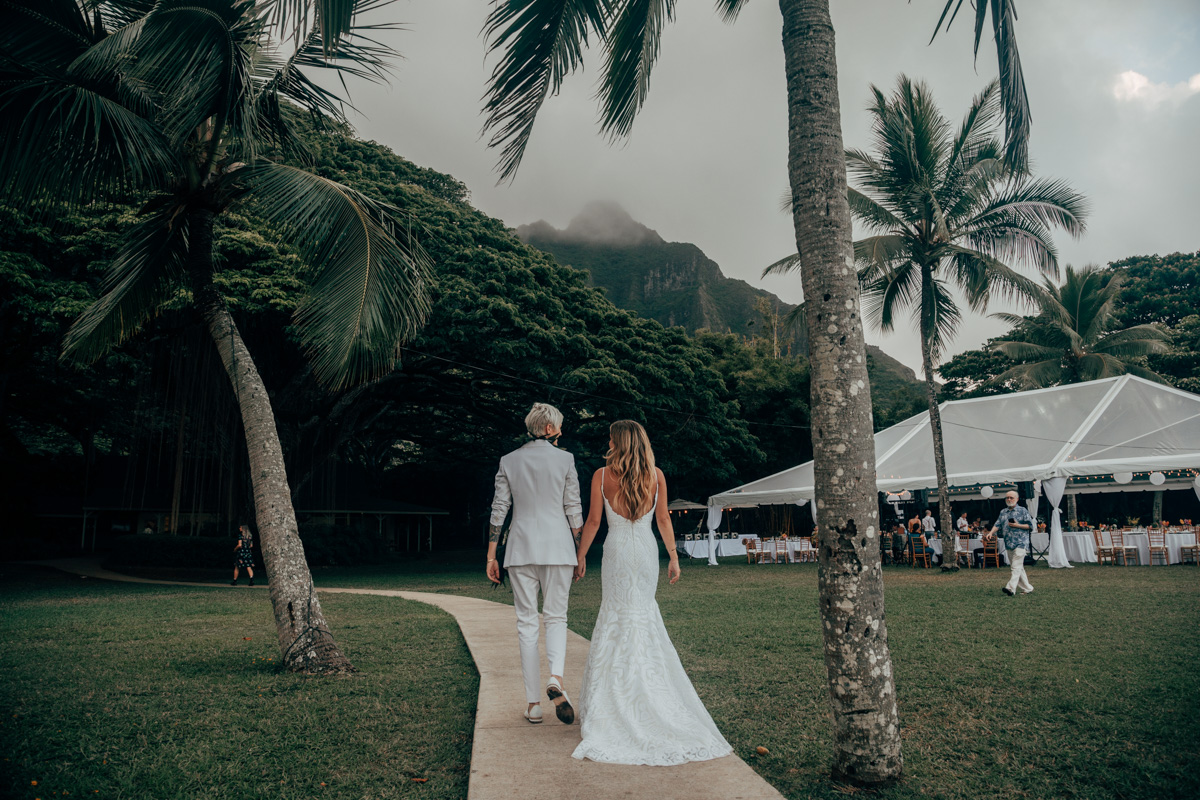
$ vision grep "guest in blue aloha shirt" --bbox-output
[984,491,1035,596]
[231,523,256,586]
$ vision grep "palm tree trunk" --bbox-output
[918,267,956,571]
[779,0,902,783]
[187,209,353,674]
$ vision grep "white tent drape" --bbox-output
[1025,479,1040,522]
[1042,477,1072,569]
[705,505,723,566]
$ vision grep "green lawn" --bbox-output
[4,556,1199,800]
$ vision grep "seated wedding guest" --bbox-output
[908,526,936,565]
[894,524,907,561]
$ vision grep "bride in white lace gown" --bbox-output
[571,420,732,765]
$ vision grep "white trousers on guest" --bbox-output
[507,564,573,703]
[1005,548,1034,593]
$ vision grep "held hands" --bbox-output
[574,556,586,583]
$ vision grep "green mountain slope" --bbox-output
[518,202,926,423]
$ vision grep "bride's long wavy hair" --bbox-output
[606,420,658,519]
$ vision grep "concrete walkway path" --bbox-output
[32,559,784,800]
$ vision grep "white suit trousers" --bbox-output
[1005,548,1034,593]
[507,564,573,703]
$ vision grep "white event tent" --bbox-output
[707,375,1200,567]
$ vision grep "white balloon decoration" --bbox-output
[1149,472,1166,486]
[980,486,994,498]
[1113,472,1134,485]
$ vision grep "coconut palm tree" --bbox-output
[834,77,1085,568]
[0,0,432,673]
[477,0,1030,784]
[992,266,1170,387]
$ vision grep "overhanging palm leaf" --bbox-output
[230,162,433,388]
[60,201,192,363]
[596,0,674,140]
[931,0,1030,169]
[481,0,609,183]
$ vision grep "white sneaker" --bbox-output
[546,678,575,724]
[1021,587,1034,594]
[523,703,542,724]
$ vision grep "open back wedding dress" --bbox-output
[572,470,732,765]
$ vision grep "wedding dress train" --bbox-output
[572,475,732,765]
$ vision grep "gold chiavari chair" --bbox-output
[1179,528,1198,565]
[1092,530,1116,565]
[957,534,973,568]
[1147,528,1170,566]
[981,537,1002,569]
[1110,530,1140,566]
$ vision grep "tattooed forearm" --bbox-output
[572,528,582,547]
[489,525,503,543]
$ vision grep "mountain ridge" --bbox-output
[517,204,925,413]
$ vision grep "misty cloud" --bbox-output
[1112,70,1200,106]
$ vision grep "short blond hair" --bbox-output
[525,402,563,437]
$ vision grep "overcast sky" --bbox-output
[328,0,1200,376]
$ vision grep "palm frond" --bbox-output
[930,0,1031,169]
[61,200,191,363]
[0,1,176,205]
[596,0,675,141]
[963,209,1060,275]
[972,176,1089,239]
[847,187,907,233]
[946,244,1042,313]
[249,10,399,150]
[1077,352,1129,382]
[0,76,176,206]
[860,261,920,334]
[263,0,386,53]
[993,357,1062,389]
[780,302,806,336]
[854,235,909,274]
[991,340,1060,361]
[481,0,610,183]
[947,79,1001,168]
[230,161,433,389]
[761,252,803,278]
[1090,325,1171,358]
[713,0,749,23]
[916,275,962,361]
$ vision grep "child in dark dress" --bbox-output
[231,523,255,586]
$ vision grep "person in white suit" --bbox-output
[486,403,584,724]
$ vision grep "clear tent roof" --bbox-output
[710,375,1200,507]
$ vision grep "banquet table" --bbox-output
[681,533,748,559]
[927,536,1017,566]
[1084,529,1197,565]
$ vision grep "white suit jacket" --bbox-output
[490,439,584,568]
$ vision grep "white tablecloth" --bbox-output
[1081,530,1197,565]
[681,534,747,559]
[927,536,1013,566]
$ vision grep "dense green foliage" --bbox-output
[990,265,1169,387]
[939,253,1198,398]
[1,115,778,546]
[521,209,927,431]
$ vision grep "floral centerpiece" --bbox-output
[1126,516,1141,527]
